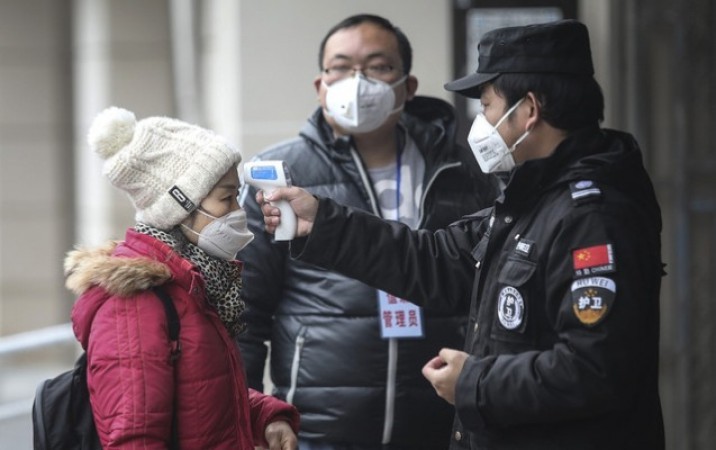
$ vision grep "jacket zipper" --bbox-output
[417,161,462,226]
[286,330,306,405]
[382,338,398,443]
[350,147,396,441]
[351,151,462,443]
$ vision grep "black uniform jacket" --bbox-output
[291,126,665,450]
[237,96,499,448]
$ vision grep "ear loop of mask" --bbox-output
[494,98,530,152]
[181,208,217,237]
[493,98,524,130]
[386,75,409,115]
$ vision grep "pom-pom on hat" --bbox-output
[87,106,242,230]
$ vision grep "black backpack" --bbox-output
[32,286,181,450]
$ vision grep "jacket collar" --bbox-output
[499,126,603,207]
[300,96,461,169]
[499,126,656,215]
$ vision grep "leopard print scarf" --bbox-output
[134,223,245,336]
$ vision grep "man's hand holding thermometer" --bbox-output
[244,160,318,239]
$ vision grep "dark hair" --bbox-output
[318,14,412,75]
[491,73,604,131]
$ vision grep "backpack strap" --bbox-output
[32,379,49,449]
[152,285,181,362]
[151,285,180,450]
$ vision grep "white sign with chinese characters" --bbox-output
[377,290,424,339]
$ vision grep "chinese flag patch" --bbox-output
[572,244,613,270]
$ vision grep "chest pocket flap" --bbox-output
[498,257,537,286]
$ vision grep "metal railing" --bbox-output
[0,324,77,420]
[0,324,74,358]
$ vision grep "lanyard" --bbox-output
[378,133,424,341]
[394,128,404,222]
[395,147,402,221]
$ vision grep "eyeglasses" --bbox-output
[322,63,397,82]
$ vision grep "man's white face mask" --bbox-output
[323,73,407,134]
[467,98,530,173]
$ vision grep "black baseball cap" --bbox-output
[445,19,594,98]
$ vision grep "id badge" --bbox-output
[377,290,424,339]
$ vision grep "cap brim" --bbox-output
[444,72,500,98]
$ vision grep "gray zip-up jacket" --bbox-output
[237,96,499,448]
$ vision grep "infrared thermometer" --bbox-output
[243,160,297,241]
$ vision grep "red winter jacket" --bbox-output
[67,229,299,449]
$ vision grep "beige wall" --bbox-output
[73,0,175,247]
[0,0,74,333]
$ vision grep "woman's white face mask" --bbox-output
[467,98,530,173]
[182,209,254,260]
[323,73,407,134]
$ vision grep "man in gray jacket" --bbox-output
[236,14,498,450]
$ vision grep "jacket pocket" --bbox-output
[285,327,306,405]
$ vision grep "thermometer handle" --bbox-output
[270,197,297,241]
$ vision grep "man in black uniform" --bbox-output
[255,20,665,450]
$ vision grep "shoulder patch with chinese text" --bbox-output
[570,276,616,327]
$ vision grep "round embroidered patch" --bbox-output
[570,277,616,327]
[498,286,524,330]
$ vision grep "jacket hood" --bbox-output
[566,129,661,231]
[557,128,644,183]
[64,241,172,297]
[513,127,662,232]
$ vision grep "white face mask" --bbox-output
[323,73,407,134]
[182,209,254,260]
[467,98,530,173]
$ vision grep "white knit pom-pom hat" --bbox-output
[87,106,242,230]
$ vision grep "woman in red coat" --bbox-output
[65,107,299,449]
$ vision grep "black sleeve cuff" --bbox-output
[455,355,490,432]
